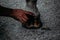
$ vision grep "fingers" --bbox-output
[19,15,28,23]
[19,17,24,23]
[21,16,27,22]
[23,14,28,20]
[17,16,25,23]
[25,11,35,16]
[12,9,36,24]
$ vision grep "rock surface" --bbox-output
[0,0,60,40]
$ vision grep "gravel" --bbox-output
[0,0,60,40]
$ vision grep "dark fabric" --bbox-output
[0,5,12,16]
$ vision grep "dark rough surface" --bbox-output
[0,0,60,40]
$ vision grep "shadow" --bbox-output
[0,5,20,21]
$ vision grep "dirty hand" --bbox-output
[11,9,35,23]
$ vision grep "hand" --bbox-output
[11,9,35,23]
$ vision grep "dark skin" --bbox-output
[11,9,35,23]
[0,0,37,24]
[0,6,35,24]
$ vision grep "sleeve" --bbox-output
[0,5,12,16]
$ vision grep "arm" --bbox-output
[11,9,35,23]
[0,6,35,24]
[0,5,12,16]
